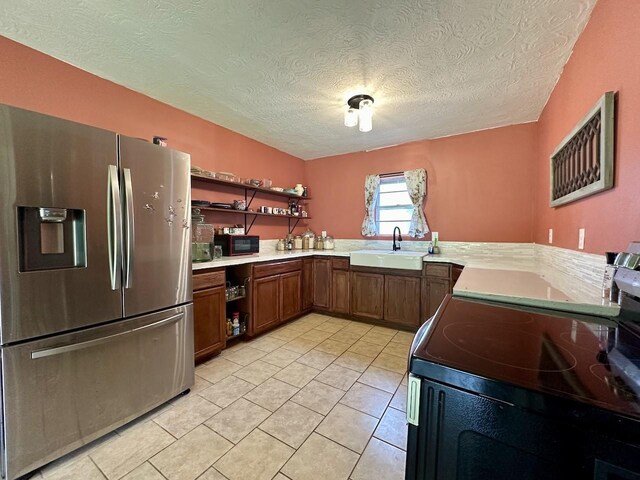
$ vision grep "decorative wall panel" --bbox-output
[550,92,615,207]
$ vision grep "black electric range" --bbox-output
[406,248,640,480]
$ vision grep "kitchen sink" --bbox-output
[349,250,426,271]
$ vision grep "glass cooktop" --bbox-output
[411,296,640,418]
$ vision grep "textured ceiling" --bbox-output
[0,0,596,159]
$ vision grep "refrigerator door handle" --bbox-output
[30,312,184,359]
[123,167,135,289]
[107,165,123,290]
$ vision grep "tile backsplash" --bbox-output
[534,244,605,289]
[333,239,534,257]
[259,238,606,289]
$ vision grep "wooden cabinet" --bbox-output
[193,269,226,363]
[313,257,332,310]
[425,277,451,318]
[330,257,350,315]
[251,260,303,335]
[350,271,384,320]
[281,270,302,321]
[421,262,461,319]
[253,275,281,334]
[384,275,421,327]
[302,258,314,311]
[331,269,350,314]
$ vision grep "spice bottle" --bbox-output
[232,312,240,336]
[226,318,233,337]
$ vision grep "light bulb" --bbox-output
[344,107,358,127]
[358,99,373,132]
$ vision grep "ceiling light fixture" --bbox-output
[344,94,374,132]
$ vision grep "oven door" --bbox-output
[405,376,640,480]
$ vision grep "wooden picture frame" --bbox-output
[549,91,615,207]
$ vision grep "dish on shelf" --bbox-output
[270,187,284,192]
[217,172,237,182]
[243,178,262,187]
[209,202,233,209]
[283,188,298,194]
[191,167,216,178]
[191,200,210,207]
[233,199,247,211]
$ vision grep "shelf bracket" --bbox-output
[244,213,258,234]
[288,217,301,234]
[245,189,257,210]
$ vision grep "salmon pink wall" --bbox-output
[305,123,537,242]
[0,36,308,239]
[533,0,640,254]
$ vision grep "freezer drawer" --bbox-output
[0,305,194,480]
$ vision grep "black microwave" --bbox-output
[214,235,259,256]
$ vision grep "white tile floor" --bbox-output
[31,313,411,480]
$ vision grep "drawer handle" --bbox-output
[31,312,184,359]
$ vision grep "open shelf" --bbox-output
[192,174,311,235]
[192,174,311,200]
[226,278,250,303]
[226,330,246,340]
[198,206,311,221]
[226,312,249,340]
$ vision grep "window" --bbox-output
[376,175,412,235]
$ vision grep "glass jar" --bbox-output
[324,235,335,250]
[191,209,215,262]
[302,228,315,249]
[293,236,303,249]
[316,237,324,250]
[276,239,285,251]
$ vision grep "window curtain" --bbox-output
[361,174,380,236]
[404,168,430,238]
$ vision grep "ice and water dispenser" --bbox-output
[18,206,86,271]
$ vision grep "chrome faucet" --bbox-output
[392,226,402,251]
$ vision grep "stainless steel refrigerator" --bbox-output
[0,105,194,479]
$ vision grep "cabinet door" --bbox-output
[331,269,350,314]
[384,275,421,327]
[193,286,226,363]
[253,275,281,334]
[350,271,384,320]
[302,258,314,311]
[313,258,332,309]
[427,277,451,317]
[281,271,302,321]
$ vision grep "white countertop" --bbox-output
[193,248,618,317]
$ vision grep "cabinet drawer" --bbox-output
[253,260,302,279]
[331,257,350,271]
[423,263,451,279]
[193,270,225,291]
